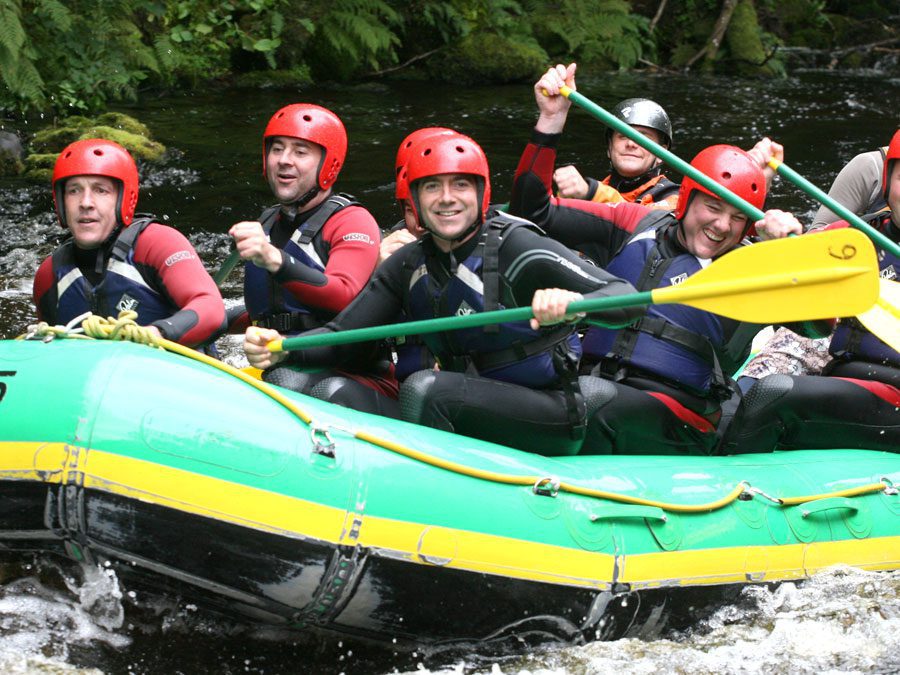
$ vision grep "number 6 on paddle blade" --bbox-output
[651,229,880,323]
[856,279,900,353]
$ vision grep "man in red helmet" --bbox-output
[229,103,394,403]
[509,63,823,455]
[244,132,643,455]
[33,139,226,348]
[720,129,900,454]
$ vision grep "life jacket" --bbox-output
[582,211,732,402]
[49,216,175,326]
[403,214,581,388]
[601,173,680,207]
[830,209,900,367]
[245,194,358,334]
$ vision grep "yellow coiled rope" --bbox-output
[18,311,892,513]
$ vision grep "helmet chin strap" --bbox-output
[281,185,320,216]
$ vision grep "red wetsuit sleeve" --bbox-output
[278,205,380,314]
[510,132,653,266]
[133,223,226,346]
[32,255,56,322]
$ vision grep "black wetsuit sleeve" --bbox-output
[498,226,643,327]
[285,244,410,368]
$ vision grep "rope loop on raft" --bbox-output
[19,310,163,348]
[17,312,894,515]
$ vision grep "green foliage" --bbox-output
[529,0,651,69]
[724,0,780,76]
[427,31,547,84]
[308,0,402,79]
[0,0,156,115]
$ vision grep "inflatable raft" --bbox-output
[1,337,898,647]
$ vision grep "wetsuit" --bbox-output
[719,213,900,454]
[280,213,642,455]
[811,148,887,229]
[33,217,225,347]
[242,195,398,405]
[510,130,827,456]
[582,167,680,210]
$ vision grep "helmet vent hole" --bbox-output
[93,149,103,156]
[722,171,732,180]
[751,183,759,192]
[454,146,464,153]
[64,151,71,158]
[423,149,432,156]
[303,115,312,122]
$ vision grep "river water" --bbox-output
[0,65,899,673]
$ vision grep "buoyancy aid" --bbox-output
[245,194,358,333]
[404,214,581,388]
[50,216,175,326]
[599,172,680,207]
[830,209,900,367]
[582,211,732,401]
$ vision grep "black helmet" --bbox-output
[606,98,673,148]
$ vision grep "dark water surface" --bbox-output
[0,68,899,673]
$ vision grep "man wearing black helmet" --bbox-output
[552,96,681,210]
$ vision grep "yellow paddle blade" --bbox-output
[855,279,900,353]
[651,229,879,323]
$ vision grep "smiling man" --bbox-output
[552,96,680,210]
[245,132,643,455]
[508,63,820,456]
[229,103,395,401]
[33,139,225,348]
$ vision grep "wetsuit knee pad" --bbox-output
[309,376,348,403]
[263,365,318,394]
[577,376,617,418]
[399,369,440,424]
[742,374,794,418]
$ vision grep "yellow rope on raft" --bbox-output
[18,311,891,513]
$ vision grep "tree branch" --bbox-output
[685,0,739,69]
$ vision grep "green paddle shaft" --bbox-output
[768,159,900,259]
[213,249,241,288]
[274,293,652,351]
[560,86,766,222]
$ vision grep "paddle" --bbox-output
[856,278,900,352]
[556,85,767,222]
[765,158,900,259]
[557,85,899,349]
[213,249,241,288]
[269,229,879,353]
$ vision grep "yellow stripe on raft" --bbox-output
[0,442,898,590]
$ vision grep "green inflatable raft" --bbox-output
[0,337,897,646]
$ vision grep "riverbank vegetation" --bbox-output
[0,0,897,118]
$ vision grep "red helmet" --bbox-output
[263,104,347,190]
[882,129,900,202]
[675,144,766,222]
[405,134,491,232]
[394,127,457,200]
[51,138,139,228]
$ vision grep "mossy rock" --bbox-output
[24,113,166,182]
[94,112,151,138]
[29,113,163,157]
[0,154,24,177]
[724,0,778,77]
[78,126,166,161]
[428,33,548,85]
[30,126,86,154]
[22,152,57,183]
